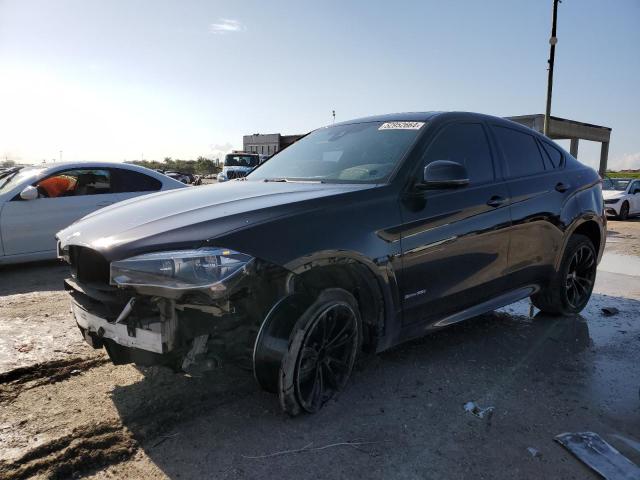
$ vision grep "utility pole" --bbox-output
[544,0,560,136]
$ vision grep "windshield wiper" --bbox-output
[263,177,323,184]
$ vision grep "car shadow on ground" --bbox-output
[0,260,68,295]
[108,292,640,479]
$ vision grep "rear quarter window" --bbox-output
[111,169,162,193]
[539,140,563,169]
[493,126,546,178]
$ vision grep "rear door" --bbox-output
[490,125,567,287]
[0,168,113,255]
[398,121,511,327]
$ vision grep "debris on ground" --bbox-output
[241,440,383,459]
[463,401,495,419]
[555,432,640,480]
[601,307,620,316]
[14,344,33,353]
[527,447,542,458]
[610,434,640,455]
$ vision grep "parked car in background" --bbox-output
[0,162,185,265]
[602,177,640,220]
[217,152,260,182]
[58,112,605,416]
[164,171,191,184]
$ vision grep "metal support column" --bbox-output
[570,138,579,158]
[599,142,609,176]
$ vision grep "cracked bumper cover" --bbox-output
[65,259,294,368]
[72,301,166,354]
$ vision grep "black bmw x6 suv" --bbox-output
[58,112,605,415]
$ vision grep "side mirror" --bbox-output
[20,185,39,201]
[420,160,469,189]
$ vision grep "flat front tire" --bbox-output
[278,288,361,416]
[531,234,597,316]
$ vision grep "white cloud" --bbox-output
[613,152,640,171]
[209,142,236,161]
[209,19,245,34]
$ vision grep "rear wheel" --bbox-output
[278,289,361,416]
[618,201,630,220]
[531,234,597,316]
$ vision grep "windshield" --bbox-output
[603,178,630,191]
[248,121,424,183]
[0,167,43,194]
[225,155,260,168]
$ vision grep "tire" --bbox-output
[531,234,597,316]
[278,288,362,416]
[617,201,630,220]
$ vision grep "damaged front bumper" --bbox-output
[72,300,165,353]
[64,257,293,372]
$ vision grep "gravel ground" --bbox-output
[0,219,638,479]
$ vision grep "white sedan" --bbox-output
[602,177,640,220]
[0,162,185,265]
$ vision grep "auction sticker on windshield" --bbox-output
[378,121,425,130]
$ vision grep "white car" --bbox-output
[602,177,640,220]
[0,162,185,265]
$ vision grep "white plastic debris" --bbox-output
[527,447,542,458]
[463,401,495,419]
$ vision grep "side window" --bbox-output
[631,181,640,195]
[423,123,495,185]
[539,140,563,168]
[493,126,546,178]
[110,169,162,193]
[35,169,111,198]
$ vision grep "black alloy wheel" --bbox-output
[531,234,598,316]
[294,303,359,413]
[564,244,596,310]
[278,288,361,416]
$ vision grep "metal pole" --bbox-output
[544,0,559,136]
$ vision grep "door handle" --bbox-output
[555,182,570,192]
[97,202,113,207]
[486,196,506,208]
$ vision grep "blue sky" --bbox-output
[1,0,638,170]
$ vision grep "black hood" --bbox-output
[57,180,376,261]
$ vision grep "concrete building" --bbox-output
[508,114,612,174]
[243,133,305,156]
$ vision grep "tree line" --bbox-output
[128,157,222,175]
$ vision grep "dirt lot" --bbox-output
[0,220,639,479]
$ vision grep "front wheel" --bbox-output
[618,201,630,220]
[278,289,361,416]
[531,234,597,316]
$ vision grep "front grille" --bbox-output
[226,170,247,179]
[70,246,111,285]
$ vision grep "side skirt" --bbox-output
[382,285,539,352]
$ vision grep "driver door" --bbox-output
[398,122,511,327]
[0,168,113,256]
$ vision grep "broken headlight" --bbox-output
[110,248,253,290]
